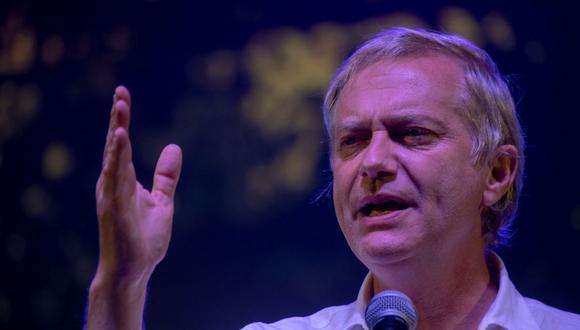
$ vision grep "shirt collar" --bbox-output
[478,252,540,330]
[352,253,538,330]
[333,272,374,330]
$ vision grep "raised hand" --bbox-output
[86,86,182,330]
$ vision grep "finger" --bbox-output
[102,86,132,169]
[104,87,130,153]
[102,95,118,168]
[114,86,131,132]
[100,127,136,205]
[113,127,137,200]
[152,144,183,201]
[98,124,120,211]
[115,85,132,109]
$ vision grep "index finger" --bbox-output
[102,86,132,168]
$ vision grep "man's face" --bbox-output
[331,55,490,269]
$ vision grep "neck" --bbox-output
[369,248,498,330]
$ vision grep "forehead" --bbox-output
[334,55,467,130]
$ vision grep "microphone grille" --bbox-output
[365,290,418,330]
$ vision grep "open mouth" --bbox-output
[360,201,410,217]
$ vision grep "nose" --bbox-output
[359,132,397,191]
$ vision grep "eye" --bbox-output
[394,127,438,146]
[342,136,359,146]
[340,135,364,148]
[336,132,370,157]
[405,127,428,137]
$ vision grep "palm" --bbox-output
[95,86,182,282]
[134,184,174,265]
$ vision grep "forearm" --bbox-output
[87,86,182,330]
[85,272,150,330]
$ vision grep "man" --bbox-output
[86,27,580,329]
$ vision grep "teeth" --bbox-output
[362,201,408,217]
[369,209,392,217]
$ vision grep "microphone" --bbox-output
[365,290,418,330]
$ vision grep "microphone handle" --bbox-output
[373,315,409,330]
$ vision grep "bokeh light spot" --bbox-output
[482,12,515,51]
[354,11,426,36]
[0,82,40,141]
[21,184,51,218]
[41,34,65,67]
[438,7,483,46]
[5,233,27,262]
[0,82,18,138]
[105,26,132,53]
[273,137,317,191]
[0,12,36,74]
[245,165,274,201]
[8,28,36,73]
[205,50,237,90]
[58,231,83,260]
[32,290,60,325]
[71,34,92,60]
[16,84,40,121]
[42,141,74,181]
[525,40,546,64]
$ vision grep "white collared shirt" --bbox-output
[242,255,580,329]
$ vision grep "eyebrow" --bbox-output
[388,114,448,130]
[334,117,370,132]
[334,113,448,133]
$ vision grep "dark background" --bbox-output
[1,0,579,329]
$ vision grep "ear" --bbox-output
[482,144,519,207]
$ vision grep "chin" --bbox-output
[352,231,417,267]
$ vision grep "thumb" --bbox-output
[152,144,183,201]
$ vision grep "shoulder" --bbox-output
[524,297,580,330]
[240,302,363,330]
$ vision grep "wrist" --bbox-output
[90,264,152,298]
[87,269,151,330]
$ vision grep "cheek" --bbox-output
[419,159,486,218]
[332,175,355,246]
[331,160,353,200]
[332,161,359,225]
[408,151,481,200]
[332,169,348,217]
